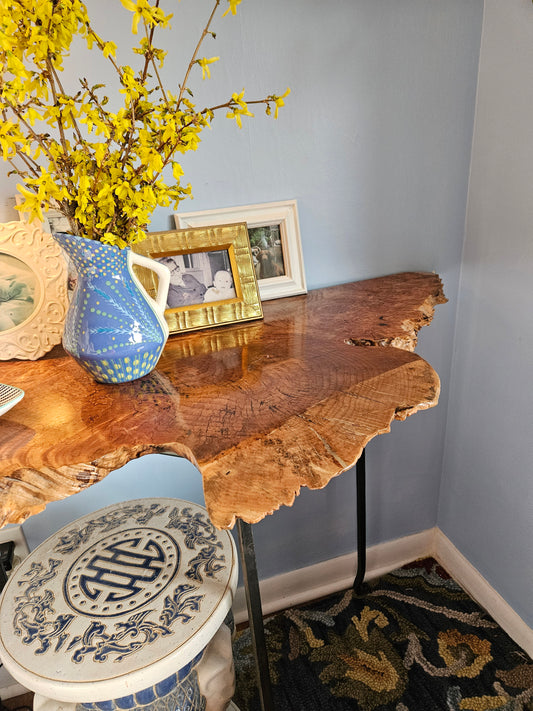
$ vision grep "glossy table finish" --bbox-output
[0,272,446,531]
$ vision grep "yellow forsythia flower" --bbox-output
[197,56,220,80]
[223,0,243,17]
[0,0,287,247]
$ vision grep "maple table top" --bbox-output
[0,272,446,530]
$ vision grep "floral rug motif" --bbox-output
[233,558,533,711]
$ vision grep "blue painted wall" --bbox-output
[1,1,490,603]
[438,0,533,628]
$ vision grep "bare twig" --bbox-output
[205,97,272,113]
[177,0,221,110]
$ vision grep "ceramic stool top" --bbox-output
[0,498,237,704]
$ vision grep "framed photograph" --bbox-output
[175,200,307,301]
[133,223,263,335]
[0,221,68,360]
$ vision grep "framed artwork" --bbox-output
[175,200,307,301]
[133,223,263,335]
[0,221,68,360]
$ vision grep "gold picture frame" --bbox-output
[0,221,68,360]
[133,223,263,335]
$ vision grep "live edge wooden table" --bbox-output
[0,271,446,711]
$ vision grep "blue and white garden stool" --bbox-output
[0,498,240,711]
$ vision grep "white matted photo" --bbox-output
[175,200,307,301]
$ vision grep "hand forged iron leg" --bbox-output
[236,519,275,711]
[160,452,274,708]
[353,448,367,594]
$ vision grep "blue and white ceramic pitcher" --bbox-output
[54,233,170,384]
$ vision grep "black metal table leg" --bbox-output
[236,519,275,711]
[353,448,367,594]
[160,452,274,708]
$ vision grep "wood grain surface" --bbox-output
[0,272,446,529]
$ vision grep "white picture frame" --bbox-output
[175,200,307,301]
[0,221,68,360]
[41,209,71,235]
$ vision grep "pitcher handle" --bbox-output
[129,252,170,314]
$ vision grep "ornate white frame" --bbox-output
[0,221,68,360]
[175,200,307,301]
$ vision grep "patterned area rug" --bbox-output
[233,558,532,711]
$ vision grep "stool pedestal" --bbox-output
[0,499,239,711]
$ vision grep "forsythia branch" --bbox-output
[0,0,289,246]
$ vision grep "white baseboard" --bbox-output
[234,527,532,658]
[432,529,533,658]
[233,528,435,623]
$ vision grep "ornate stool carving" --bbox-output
[0,499,240,711]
